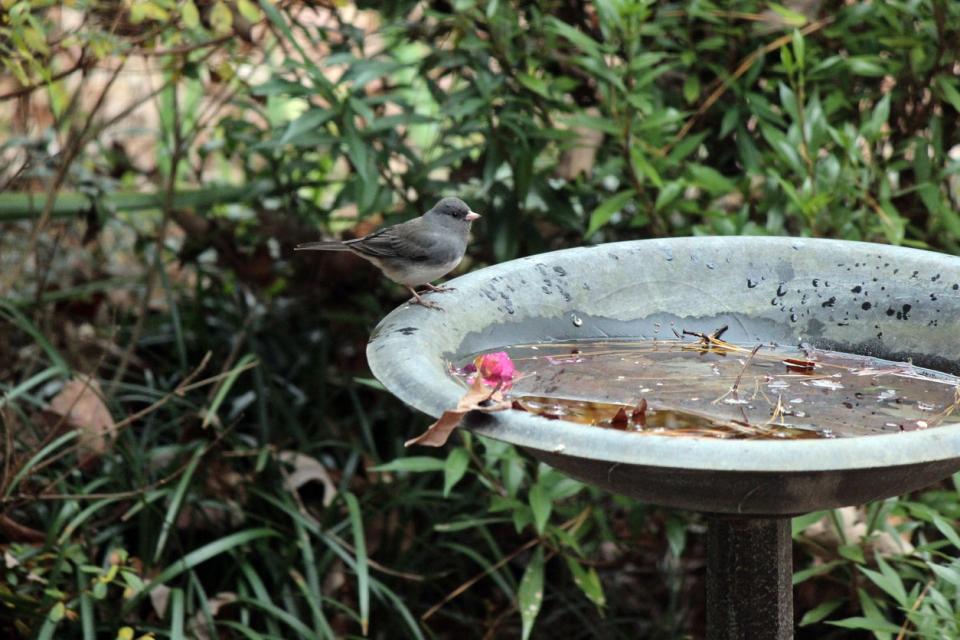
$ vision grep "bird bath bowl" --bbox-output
[367,237,960,639]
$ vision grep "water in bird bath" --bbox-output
[451,334,960,440]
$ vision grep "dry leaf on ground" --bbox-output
[150,584,171,619]
[188,591,237,640]
[801,506,914,557]
[278,450,337,506]
[49,375,115,466]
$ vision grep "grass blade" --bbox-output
[125,528,279,611]
[77,572,94,640]
[240,562,282,638]
[0,366,61,410]
[0,302,69,373]
[153,446,204,561]
[519,546,545,640]
[344,492,370,636]
[170,588,185,640]
[3,431,78,498]
[293,518,334,639]
[234,596,321,640]
[202,354,257,428]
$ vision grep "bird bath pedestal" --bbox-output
[367,237,960,639]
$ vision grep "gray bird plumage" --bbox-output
[295,197,481,309]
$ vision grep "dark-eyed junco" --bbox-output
[295,197,481,310]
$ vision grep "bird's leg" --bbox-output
[407,287,443,310]
[422,282,455,293]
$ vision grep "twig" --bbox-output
[661,17,834,157]
[623,113,666,235]
[0,54,89,102]
[0,56,128,297]
[895,579,934,640]
[134,34,234,57]
[2,416,232,507]
[422,507,591,621]
[324,531,426,582]
[15,353,215,488]
[732,345,762,394]
[481,602,518,640]
[109,53,188,392]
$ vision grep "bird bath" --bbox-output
[367,237,960,639]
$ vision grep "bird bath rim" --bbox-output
[367,236,960,475]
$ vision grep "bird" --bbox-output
[295,197,481,310]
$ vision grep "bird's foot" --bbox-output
[407,288,445,311]
[423,283,455,293]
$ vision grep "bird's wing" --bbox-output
[345,219,438,262]
[294,240,351,251]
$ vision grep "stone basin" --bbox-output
[368,237,960,516]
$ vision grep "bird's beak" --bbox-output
[465,211,481,221]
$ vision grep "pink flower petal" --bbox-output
[474,351,516,389]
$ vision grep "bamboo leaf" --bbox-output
[518,546,545,640]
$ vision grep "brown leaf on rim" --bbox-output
[48,376,115,466]
[405,379,512,447]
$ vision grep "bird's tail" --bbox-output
[294,241,350,251]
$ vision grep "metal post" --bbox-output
[705,516,793,640]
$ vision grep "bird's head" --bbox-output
[427,197,481,227]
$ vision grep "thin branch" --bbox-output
[0,54,89,102]
[0,55,128,297]
[661,17,834,157]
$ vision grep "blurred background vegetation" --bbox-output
[1,0,960,638]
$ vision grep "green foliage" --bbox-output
[2,0,960,638]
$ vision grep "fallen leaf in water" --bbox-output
[610,407,629,429]
[631,399,648,427]
[49,376,115,466]
[405,378,512,447]
[784,358,816,373]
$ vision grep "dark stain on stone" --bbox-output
[861,302,872,310]
[851,285,862,293]
[821,297,836,307]
[396,327,418,336]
